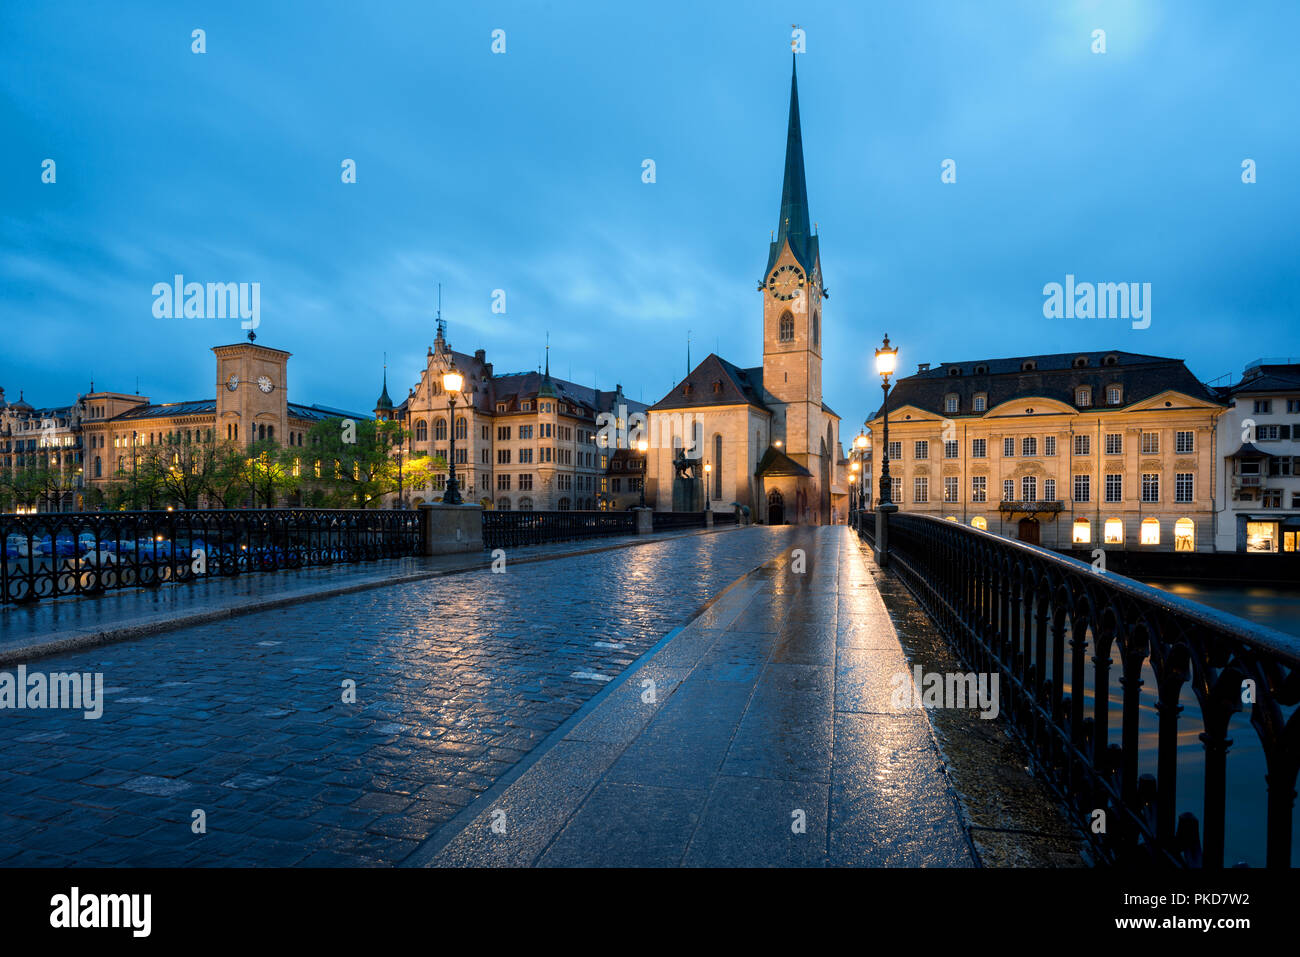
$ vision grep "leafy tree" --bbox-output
[303,418,438,508]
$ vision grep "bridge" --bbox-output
[0,506,1294,867]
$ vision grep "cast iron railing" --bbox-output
[481,509,637,549]
[849,508,1300,869]
[1,509,422,605]
[651,511,708,531]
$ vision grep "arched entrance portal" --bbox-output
[768,489,785,525]
[1017,518,1040,545]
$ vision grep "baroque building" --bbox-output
[387,322,647,511]
[868,351,1225,552]
[645,58,847,525]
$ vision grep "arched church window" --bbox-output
[713,434,723,499]
[455,417,467,440]
[434,417,447,441]
[415,420,427,442]
[779,312,795,342]
[812,311,819,346]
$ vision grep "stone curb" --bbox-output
[402,551,778,867]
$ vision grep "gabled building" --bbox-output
[1212,359,1300,552]
[391,322,648,511]
[645,57,846,524]
[867,350,1226,552]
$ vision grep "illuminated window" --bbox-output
[945,515,958,522]
[1140,518,1161,546]
[971,516,987,530]
[1072,519,1091,544]
[1246,521,1277,553]
[1174,518,1195,552]
[1284,531,1297,552]
[1104,518,1124,544]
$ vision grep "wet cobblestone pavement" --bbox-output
[0,526,802,866]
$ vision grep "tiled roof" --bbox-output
[650,354,769,413]
[870,350,1221,420]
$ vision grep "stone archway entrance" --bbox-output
[768,489,785,525]
[1017,518,1040,545]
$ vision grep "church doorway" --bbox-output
[768,490,785,525]
[1017,518,1040,545]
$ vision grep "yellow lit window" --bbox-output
[1174,518,1195,552]
[945,515,958,522]
[1284,531,1297,553]
[1072,519,1091,544]
[1246,521,1277,553]
[1104,518,1124,544]
[1140,518,1160,546]
[971,516,987,530]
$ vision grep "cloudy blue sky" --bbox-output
[2,1,1297,431]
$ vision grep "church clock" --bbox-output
[767,263,805,301]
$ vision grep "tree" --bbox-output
[246,438,299,507]
[303,418,437,508]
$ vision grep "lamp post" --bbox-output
[442,366,465,505]
[637,439,648,508]
[874,334,899,566]
[853,431,868,512]
[703,462,711,516]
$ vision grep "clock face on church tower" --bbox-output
[258,376,274,394]
[226,374,239,391]
[767,263,805,301]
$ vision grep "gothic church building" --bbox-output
[646,59,846,524]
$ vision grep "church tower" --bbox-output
[761,56,825,467]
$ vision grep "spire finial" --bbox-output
[544,332,550,377]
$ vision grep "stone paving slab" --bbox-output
[420,526,978,868]
[0,525,738,666]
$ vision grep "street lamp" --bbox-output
[853,431,868,511]
[874,334,899,565]
[442,366,465,505]
[703,462,712,516]
[637,438,648,508]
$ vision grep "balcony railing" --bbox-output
[2,509,422,605]
[997,500,1064,513]
[850,508,1300,868]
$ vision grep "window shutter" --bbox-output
[1281,425,1292,439]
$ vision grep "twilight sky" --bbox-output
[2,1,1297,433]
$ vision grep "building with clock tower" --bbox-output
[644,57,846,524]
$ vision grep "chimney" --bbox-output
[474,349,486,363]
[917,363,931,373]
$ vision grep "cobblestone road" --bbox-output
[0,526,802,866]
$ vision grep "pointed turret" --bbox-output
[374,364,394,420]
[765,55,817,276]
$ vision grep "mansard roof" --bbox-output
[870,350,1221,420]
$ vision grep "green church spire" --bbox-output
[766,55,818,276]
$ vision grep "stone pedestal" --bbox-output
[420,503,483,555]
[705,509,714,528]
[876,503,897,567]
[634,507,653,535]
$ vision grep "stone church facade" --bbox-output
[645,59,846,525]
